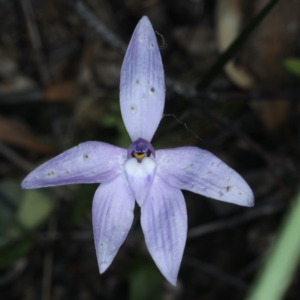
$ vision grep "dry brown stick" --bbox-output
[71,0,127,54]
[0,259,27,286]
[20,0,50,85]
[186,97,276,165]
[188,201,285,239]
[41,217,57,300]
[183,257,249,290]
[0,142,34,172]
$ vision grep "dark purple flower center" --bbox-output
[127,138,155,162]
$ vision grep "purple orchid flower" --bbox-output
[21,16,254,285]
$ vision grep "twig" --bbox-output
[188,202,285,239]
[197,0,280,89]
[0,142,34,172]
[183,257,249,290]
[238,257,264,278]
[71,0,126,54]
[37,231,93,242]
[20,0,50,85]
[165,81,300,102]
[0,259,27,286]
[186,97,275,165]
[41,217,56,300]
[0,89,43,103]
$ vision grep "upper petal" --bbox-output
[21,141,126,189]
[120,16,165,142]
[141,176,187,285]
[156,147,254,207]
[92,173,135,273]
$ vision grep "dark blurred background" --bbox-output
[0,0,300,299]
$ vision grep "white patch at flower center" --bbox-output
[124,157,156,206]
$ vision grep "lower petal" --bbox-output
[92,174,135,273]
[140,176,187,285]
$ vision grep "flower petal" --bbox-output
[92,174,135,273]
[141,176,187,285]
[21,142,126,189]
[120,16,165,142]
[124,157,156,206]
[156,147,254,207]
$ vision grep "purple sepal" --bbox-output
[156,147,254,207]
[92,173,135,273]
[141,175,187,285]
[21,141,126,189]
[120,16,165,142]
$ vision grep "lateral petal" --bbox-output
[120,16,165,142]
[21,142,126,189]
[141,176,187,285]
[156,147,254,207]
[92,174,135,273]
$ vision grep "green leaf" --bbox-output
[0,180,20,235]
[197,0,280,89]
[17,189,54,229]
[0,240,32,269]
[0,179,55,268]
[127,255,162,300]
[246,187,300,300]
[284,58,300,76]
[70,185,94,225]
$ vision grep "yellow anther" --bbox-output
[133,152,146,160]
